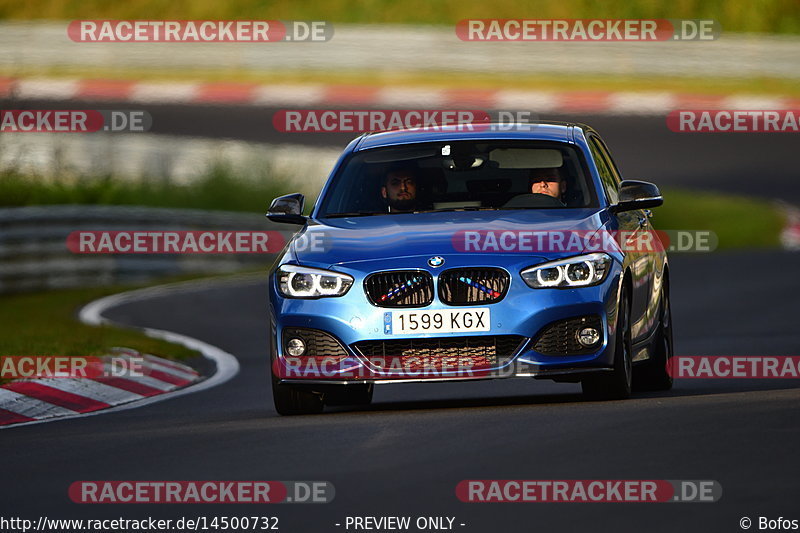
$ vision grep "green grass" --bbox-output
[0,167,290,213]
[1,0,799,34]
[0,284,201,360]
[656,188,785,249]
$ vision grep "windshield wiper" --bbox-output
[421,207,500,213]
[326,207,503,217]
[324,212,382,218]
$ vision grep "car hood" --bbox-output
[291,209,607,268]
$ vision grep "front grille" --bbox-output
[364,270,434,308]
[282,328,348,359]
[354,335,525,371]
[438,268,510,305]
[532,315,603,356]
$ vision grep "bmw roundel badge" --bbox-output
[428,256,445,268]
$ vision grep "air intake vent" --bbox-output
[354,335,525,371]
[533,315,603,356]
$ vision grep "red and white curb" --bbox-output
[0,275,247,429]
[0,350,200,426]
[1,77,796,115]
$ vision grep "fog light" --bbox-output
[577,327,600,347]
[286,337,306,356]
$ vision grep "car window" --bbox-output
[588,136,619,204]
[317,140,598,217]
[592,136,623,183]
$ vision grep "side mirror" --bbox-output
[612,180,663,213]
[267,193,307,225]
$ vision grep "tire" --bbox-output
[324,384,374,406]
[635,285,674,391]
[272,376,324,415]
[582,284,633,400]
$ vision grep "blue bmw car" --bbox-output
[267,122,673,415]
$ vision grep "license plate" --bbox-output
[385,308,490,335]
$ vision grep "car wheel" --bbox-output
[324,384,374,406]
[272,376,324,415]
[582,284,632,400]
[634,284,674,391]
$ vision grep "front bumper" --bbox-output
[269,257,623,384]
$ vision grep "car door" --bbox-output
[588,134,650,342]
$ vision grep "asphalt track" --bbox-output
[2,101,799,533]
[0,251,799,532]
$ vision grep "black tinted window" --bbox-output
[589,137,619,204]
[318,140,598,217]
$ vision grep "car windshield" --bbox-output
[317,140,598,217]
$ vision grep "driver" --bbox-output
[529,167,566,205]
[381,164,418,212]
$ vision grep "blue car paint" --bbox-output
[269,123,666,383]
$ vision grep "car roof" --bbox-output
[354,121,592,151]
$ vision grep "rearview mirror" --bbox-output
[267,193,307,225]
[612,180,663,213]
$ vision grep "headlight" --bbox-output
[521,253,612,289]
[277,264,353,298]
